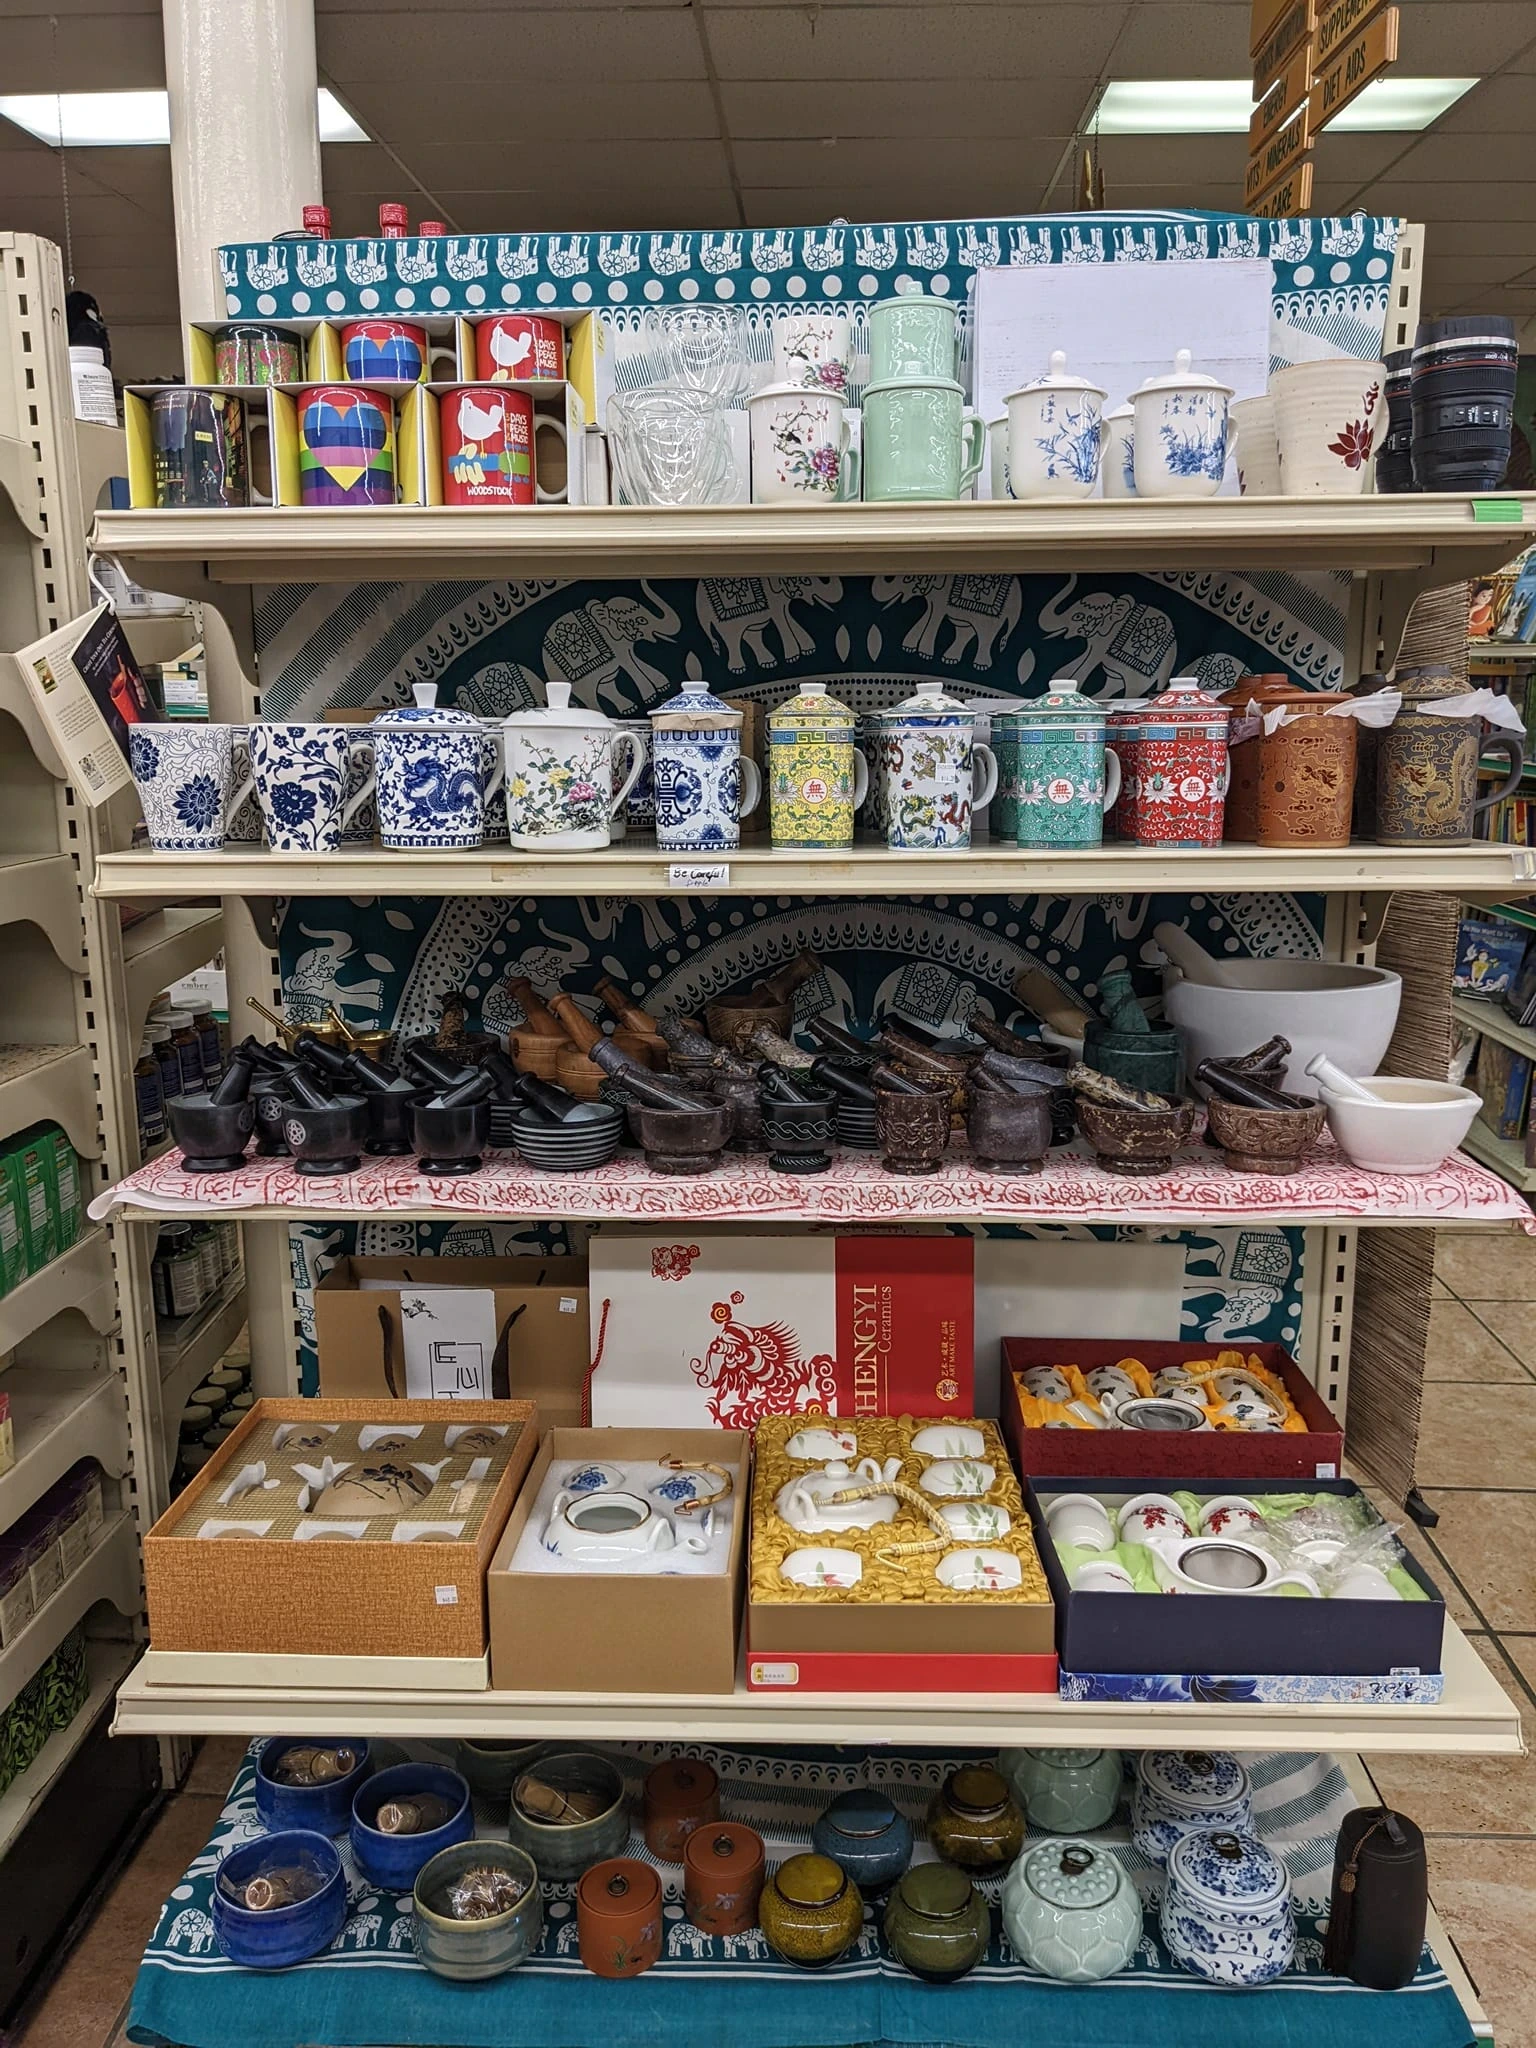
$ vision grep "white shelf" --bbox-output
[122,905,223,1033]
[1452,991,1536,1061]
[0,1512,139,1716]
[109,1615,1519,1755]
[0,1043,99,1159]
[1461,1115,1536,1194]
[0,1636,136,1863]
[0,1229,115,1356]
[92,494,1536,585]
[0,1369,128,1529]
[91,839,1536,902]
[0,856,85,972]
[86,1137,1535,1232]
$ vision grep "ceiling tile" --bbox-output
[720,77,1099,137]
[321,9,705,80]
[731,137,1066,188]
[1107,1,1254,75]
[1341,179,1536,222]
[1389,0,1536,73]
[704,6,1128,80]
[1371,132,1535,182]
[347,79,719,144]
[0,12,164,90]
[1430,74,1536,129]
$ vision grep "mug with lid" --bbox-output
[649,682,763,854]
[1374,668,1525,846]
[370,683,497,850]
[1001,1838,1143,1984]
[881,680,999,852]
[1121,679,1230,849]
[1000,1746,1123,1834]
[769,681,869,850]
[867,291,959,383]
[1131,350,1233,498]
[501,681,644,851]
[990,679,1122,850]
[862,376,985,503]
[1002,351,1107,501]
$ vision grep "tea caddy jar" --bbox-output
[683,1823,765,1936]
[1001,1838,1143,1984]
[811,1788,912,1895]
[1160,1829,1295,1986]
[759,1852,864,1968]
[1131,1750,1253,1867]
[926,1766,1024,1877]
[643,1757,720,1862]
[882,1863,992,1983]
[1000,1747,1123,1834]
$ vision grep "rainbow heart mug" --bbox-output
[297,385,396,506]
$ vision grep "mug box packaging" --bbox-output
[1001,1338,1345,1483]
[1028,1475,1447,1689]
[487,1426,749,1695]
[142,1397,538,1669]
[315,1256,591,1421]
[586,1230,974,1429]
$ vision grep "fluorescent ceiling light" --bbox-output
[0,87,369,146]
[1094,76,1477,134]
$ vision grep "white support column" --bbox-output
[163,0,322,325]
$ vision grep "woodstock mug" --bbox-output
[247,723,377,853]
[129,725,254,853]
[441,385,535,506]
[475,315,567,384]
[297,385,396,506]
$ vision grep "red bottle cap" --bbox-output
[379,202,409,237]
[419,220,447,237]
[302,204,331,237]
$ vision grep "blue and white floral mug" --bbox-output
[247,723,378,853]
[129,724,255,853]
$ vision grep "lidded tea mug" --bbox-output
[370,682,498,851]
[1001,352,1107,501]
[500,681,644,851]
[1131,350,1233,498]
[768,680,868,849]
[648,681,763,854]
[880,680,998,852]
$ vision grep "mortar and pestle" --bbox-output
[873,1066,952,1176]
[413,1068,495,1176]
[1069,1064,1197,1177]
[810,1056,880,1150]
[168,1053,257,1172]
[504,977,569,1081]
[337,1046,430,1157]
[757,1065,836,1173]
[1082,969,1183,1099]
[1198,1046,1325,1174]
[280,1067,369,1176]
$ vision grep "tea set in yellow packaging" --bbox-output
[1013,1349,1306,1434]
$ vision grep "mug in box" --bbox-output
[298,386,395,506]
[214,323,300,386]
[476,315,566,384]
[151,389,246,508]
[341,319,450,384]
[442,386,534,505]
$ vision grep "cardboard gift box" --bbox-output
[1001,1338,1344,1483]
[588,1229,973,1428]
[144,1398,537,1664]
[1027,1475,1446,1683]
[316,1255,589,1421]
[488,1427,748,1695]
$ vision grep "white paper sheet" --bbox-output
[398,1287,498,1399]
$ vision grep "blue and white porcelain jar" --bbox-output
[370,684,497,852]
[1131,350,1234,499]
[1001,1837,1143,1983]
[648,682,763,854]
[1131,1751,1254,1867]
[1160,1828,1295,1986]
[811,1788,913,1895]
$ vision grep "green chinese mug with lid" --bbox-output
[990,680,1123,850]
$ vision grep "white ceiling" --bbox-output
[2,0,1534,378]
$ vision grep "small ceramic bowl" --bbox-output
[413,1840,544,1981]
[780,1546,864,1588]
[938,1500,1013,1541]
[1321,1077,1480,1174]
[917,1457,995,1498]
[1118,1492,1193,1546]
[910,1424,986,1459]
[350,1762,473,1890]
[936,1547,1023,1592]
[1043,1493,1115,1552]
[505,1750,629,1882]
[1205,1095,1326,1175]
[254,1738,371,1836]
[212,1829,347,1968]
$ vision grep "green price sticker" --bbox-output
[1472,498,1523,523]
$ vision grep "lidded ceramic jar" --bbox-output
[868,292,960,383]
[811,1788,913,1895]
[1160,1828,1295,1986]
[683,1822,765,1937]
[649,682,763,855]
[576,1857,664,1979]
[768,681,869,851]
[643,1757,720,1862]
[1373,667,1525,846]
[759,1852,864,1968]
[1001,351,1107,501]
[1131,350,1234,499]
[1001,1838,1143,1984]
[1131,1750,1254,1867]
[883,1862,992,1983]
[1000,1746,1123,1834]
[500,680,644,851]
[371,682,499,851]
[1104,701,1149,840]
[990,679,1122,851]
[1218,675,1295,842]
[1239,687,1358,849]
[881,680,999,852]
[927,1766,1025,1878]
[1124,679,1231,849]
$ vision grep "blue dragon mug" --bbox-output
[369,684,502,851]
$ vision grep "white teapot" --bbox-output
[775,1458,902,1534]
[544,1488,707,1564]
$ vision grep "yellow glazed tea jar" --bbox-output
[768,681,869,850]
[759,1852,865,1967]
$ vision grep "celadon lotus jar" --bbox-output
[1002,1838,1143,1983]
[501,680,644,851]
[1000,1746,1123,1834]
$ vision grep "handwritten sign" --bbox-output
[667,863,731,890]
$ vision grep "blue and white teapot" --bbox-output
[370,683,501,851]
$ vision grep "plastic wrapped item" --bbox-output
[447,1864,530,1921]
[0,1542,34,1647]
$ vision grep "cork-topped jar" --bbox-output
[644,1758,721,1862]
[683,1822,765,1936]
[759,1852,864,1967]
[926,1766,1025,1877]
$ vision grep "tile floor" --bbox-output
[12,1227,1536,2047]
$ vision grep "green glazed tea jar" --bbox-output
[1001,1837,1143,1983]
[927,1766,1025,1878]
[759,1853,864,1968]
[1000,1747,1124,1835]
[883,1862,992,1983]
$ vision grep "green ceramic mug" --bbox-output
[868,295,960,382]
[862,376,986,503]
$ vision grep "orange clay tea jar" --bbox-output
[683,1823,765,1937]
[1247,689,1358,849]
[643,1758,721,1862]
[576,1859,663,1979]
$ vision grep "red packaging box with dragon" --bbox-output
[587,1230,973,1430]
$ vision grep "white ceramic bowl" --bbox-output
[1163,962,1401,1098]
[1322,1076,1480,1174]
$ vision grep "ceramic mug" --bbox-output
[247,723,377,853]
[1117,1493,1193,1547]
[862,377,986,503]
[1101,405,1136,499]
[297,385,395,506]
[129,724,255,852]
[151,389,247,508]
[771,312,851,395]
[225,725,267,845]
[882,725,998,851]
[1271,358,1386,496]
[441,386,535,506]
[868,294,959,382]
[987,417,1012,500]
[651,735,763,854]
[214,323,300,386]
[1002,356,1106,500]
[991,700,1122,851]
[341,319,453,384]
[1231,395,1281,495]
[747,383,858,503]
[475,314,567,383]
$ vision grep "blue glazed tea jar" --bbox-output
[812,1788,913,1895]
[255,1737,371,1837]
[1160,1828,1295,1986]
[212,1828,347,1968]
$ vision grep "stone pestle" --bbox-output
[588,1037,716,1111]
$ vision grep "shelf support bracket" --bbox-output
[0,433,45,540]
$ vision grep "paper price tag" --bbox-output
[1315,1461,1338,1478]
[1510,849,1536,882]
[558,1296,580,1314]
[434,1586,459,1606]
[668,863,730,890]
[748,1660,799,1688]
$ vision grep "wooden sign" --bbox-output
[1251,0,1294,52]
[1249,158,1315,217]
[1245,105,1310,206]
[1250,43,1312,150]
[1253,0,1316,93]
[1315,0,1386,64]
[1312,5,1398,128]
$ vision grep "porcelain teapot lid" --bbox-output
[371,681,479,729]
[773,679,855,720]
[1137,1749,1250,1812]
[1167,1829,1288,1911]
[1021,1839,1122,1910]
[650,680,742,732]
[1004,350,1108,403]
[502,679,615,732]
[891,678,974,720]
[1104,400,1135,421]
[1135,348,1235,400]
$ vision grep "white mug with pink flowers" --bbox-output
[771,311,851,396]
[747,382,858,504]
